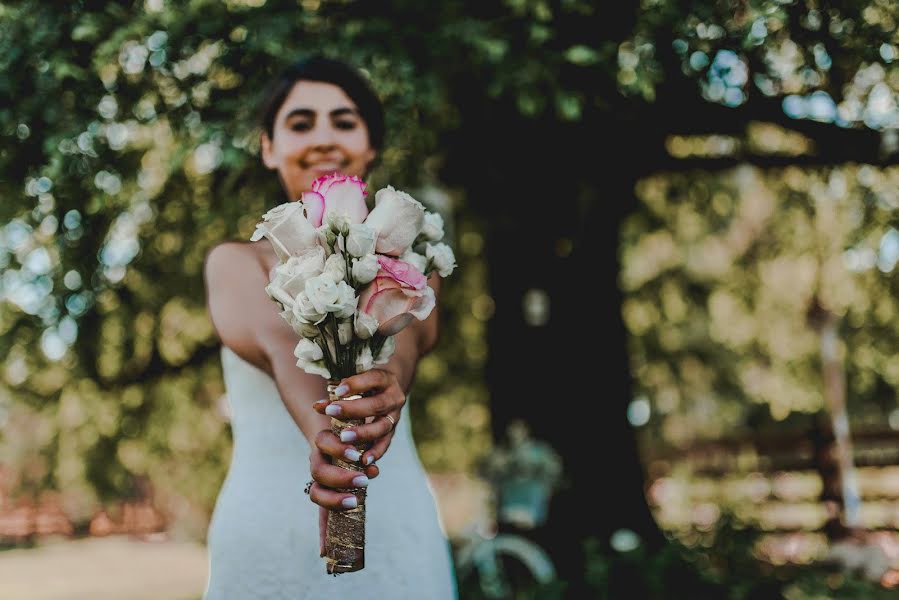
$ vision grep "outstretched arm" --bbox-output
[203,242,379,484]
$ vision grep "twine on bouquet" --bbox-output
[324,381,368,574]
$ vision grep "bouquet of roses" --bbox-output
[250,173,455,574]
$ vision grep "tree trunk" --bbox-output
[809,304,861,539]
[448,105,665,592]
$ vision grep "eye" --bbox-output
[290,121,312,132]
[335,120,357,130]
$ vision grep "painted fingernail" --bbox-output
[314,399,327,406]
[325,404,342,416]
[341,496,358,509]
[364,455,374,466]
[352,475,369,488]
[340,430,357,443]
[334,384,350,396]
[343,448,361,462]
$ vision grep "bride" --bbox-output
[202,56,457,598]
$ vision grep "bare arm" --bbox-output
[203,241,332,444]
[205,241,386,556]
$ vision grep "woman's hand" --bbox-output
[313,368,405,467]
[308,432,380,556]
[308,369,406,556]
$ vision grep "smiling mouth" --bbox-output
[304,160,347,171]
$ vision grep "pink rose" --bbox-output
[358,260,435,336]
[377,256,428,290]
[301,173,369,227]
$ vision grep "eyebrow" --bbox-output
[283,107,360,121]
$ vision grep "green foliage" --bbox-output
[0,0,485,533]
[578,519,892,600]
[621,164,899,444]
[451,517,895,599]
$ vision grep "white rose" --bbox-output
[294,338,323,362]
[365,186,426,256]
[354,312,379,340]
[265,247,326,306]
[304,276,356,317]
[323,253,347,283]
[400,248,428,274]
[352,254,380,284]
[293,292,327,325]
[355,344,374,372]
[375,336,396,365]
[338,320,353,345]
[335,281,358,319]
[296,356,331,379]
[280,307,320,338]
[292,292,326,325]
[304,275,340,314]
[346,223,376,258]
[264,281,295,310]
[250,201,321,261]
[421,211,445,242]
[426,242,456,277]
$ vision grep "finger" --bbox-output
[333,369,391,398]
[313,399,330,415]
[325,390,404,420]
[319,506,328,557]
[314,429,366,465]
[311,455,371,490]
[309,482,363,511]
[341,412,400,444]
[362,431,395,467]
[364,463,380,479]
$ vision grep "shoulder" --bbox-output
[204,241,281,291]
[204,240,267,274]
[203,241,278,370]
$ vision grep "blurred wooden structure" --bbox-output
[0,467,166,545]
[648,428,899,479]
[645,426,899,537]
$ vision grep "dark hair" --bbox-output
[258,56,385,151]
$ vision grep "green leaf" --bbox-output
[565,44,600,66]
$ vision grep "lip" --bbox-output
[304,160,346,172]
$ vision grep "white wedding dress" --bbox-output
[203,345,457,599]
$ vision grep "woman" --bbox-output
[202,57,457,598]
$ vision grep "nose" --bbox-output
[308,122,336,148]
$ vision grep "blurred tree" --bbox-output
[621,163,897,531]
[0,0,484,538]
[437,0,899,589]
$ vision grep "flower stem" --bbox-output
[327,313,346,378]
[316,325,335,375]
[345,253,355,288]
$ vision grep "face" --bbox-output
[261,80,376,200]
